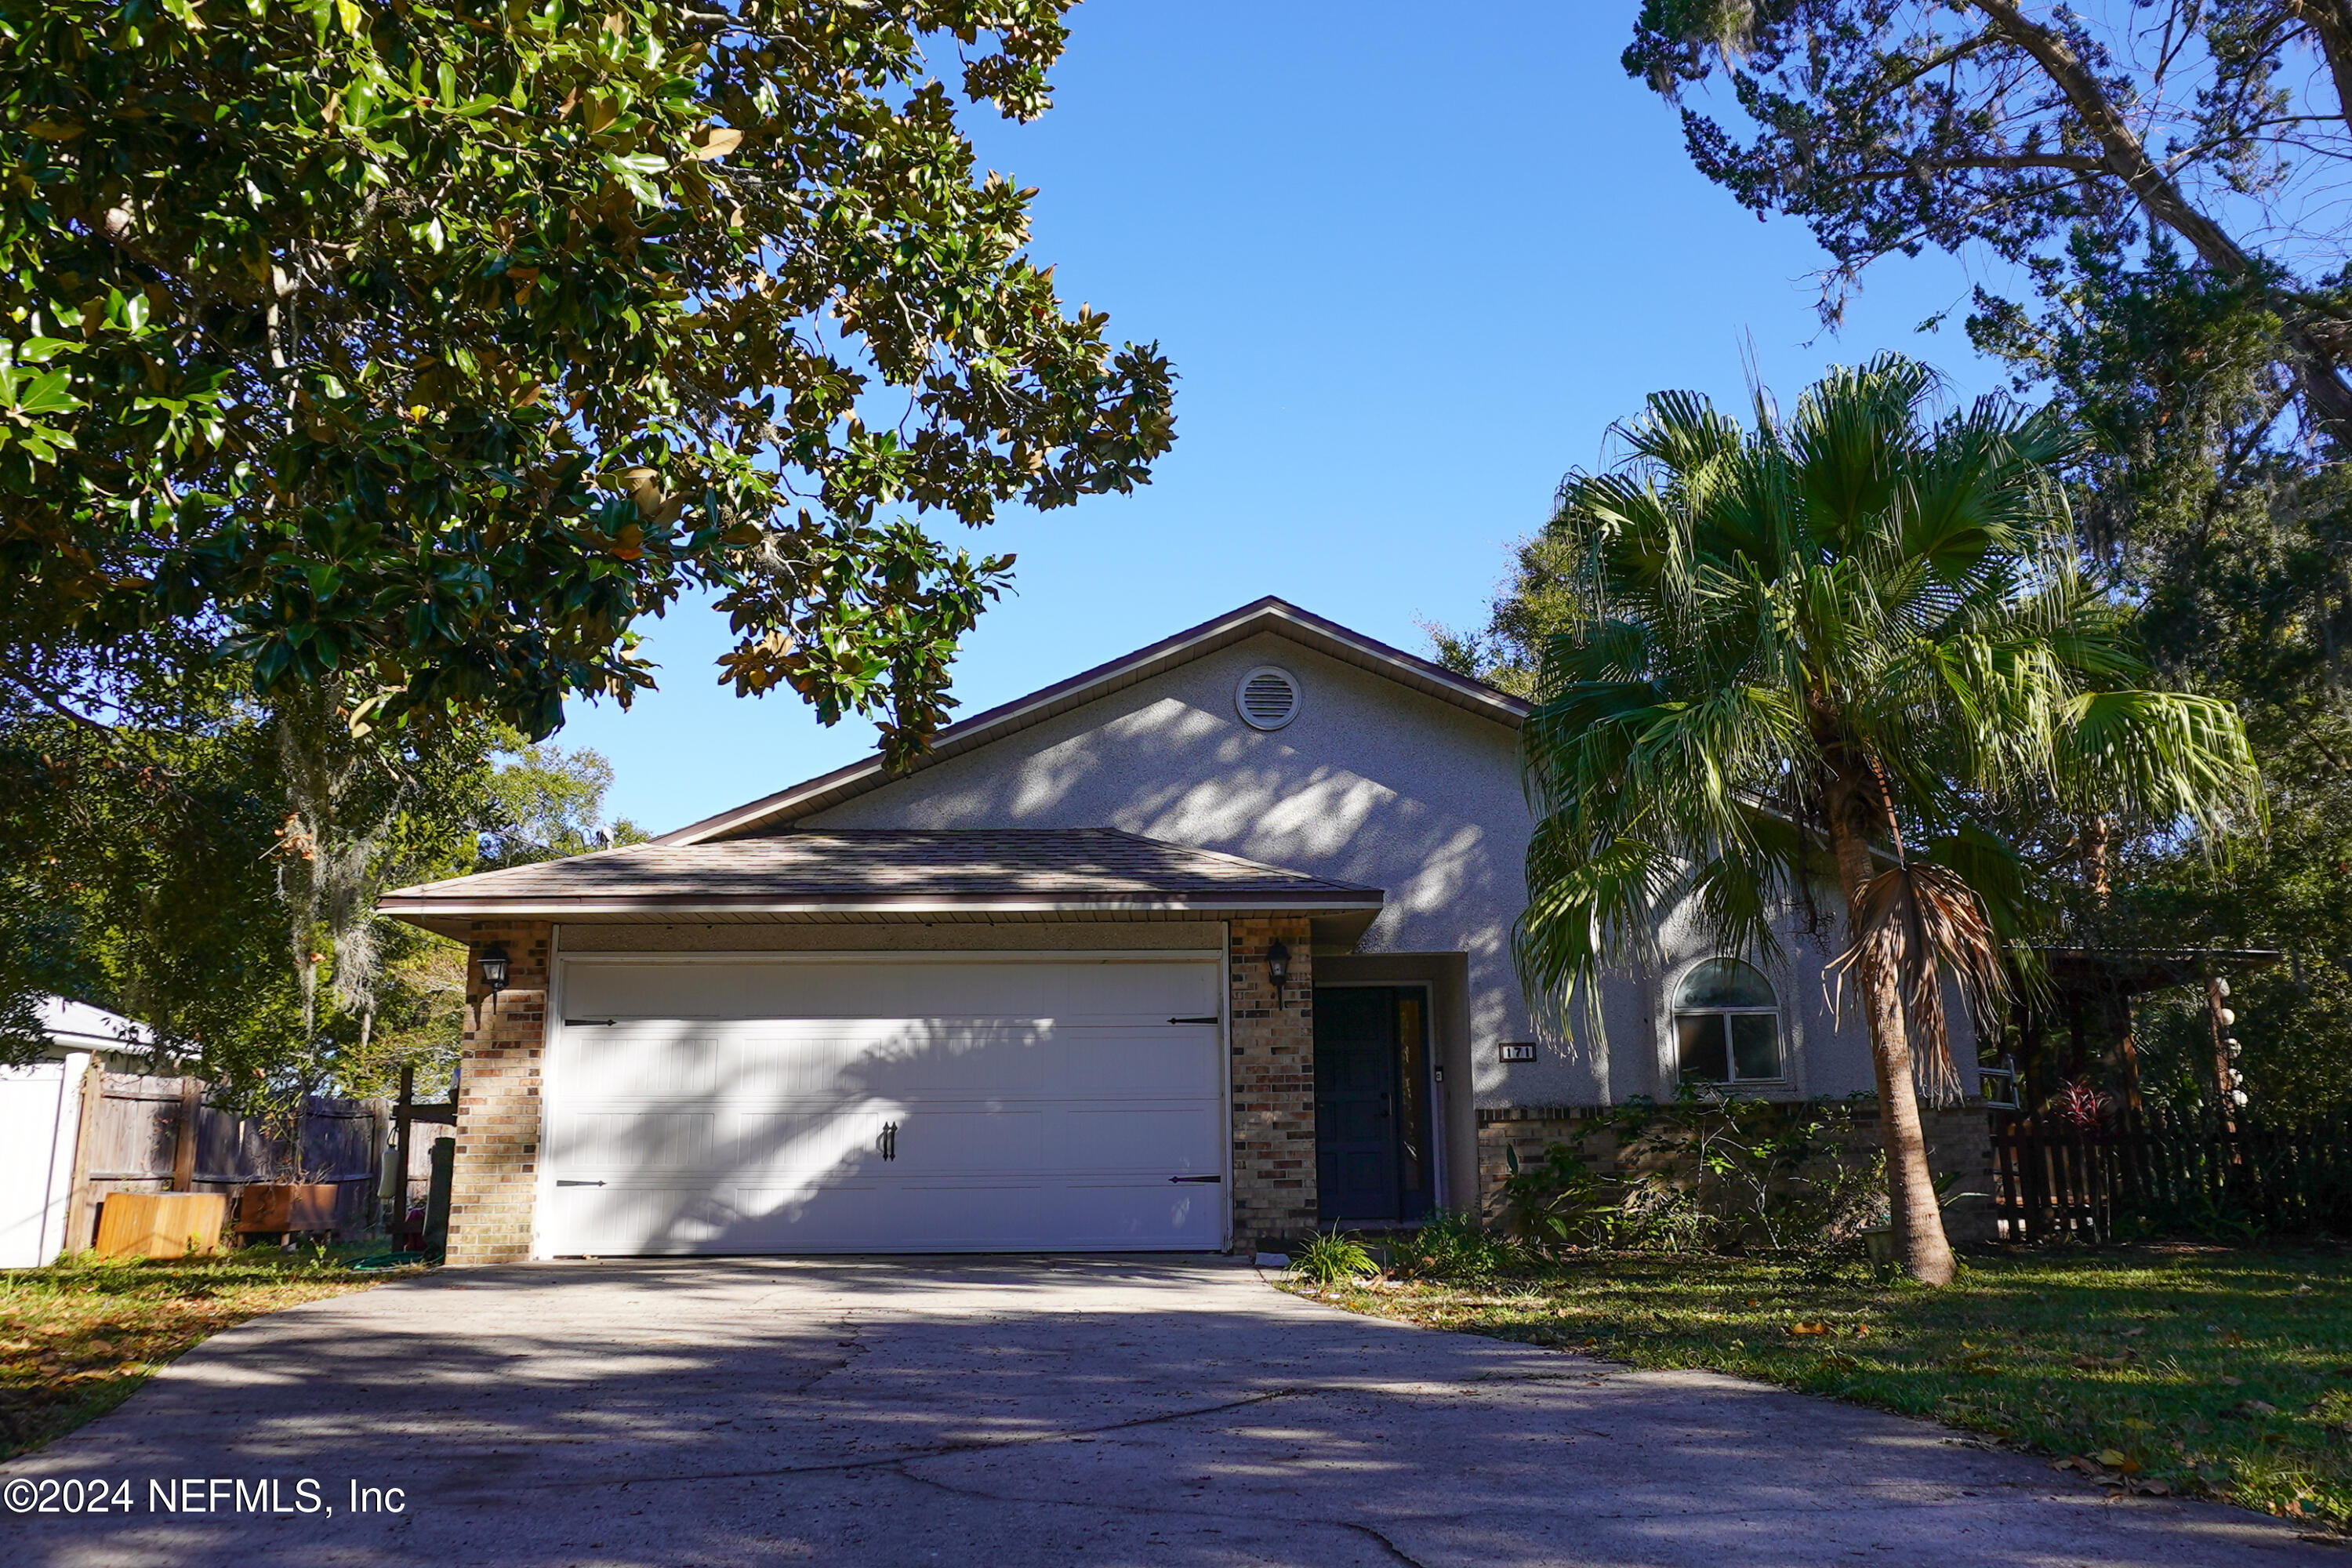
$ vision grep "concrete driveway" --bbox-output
[1,1256,2332,1566]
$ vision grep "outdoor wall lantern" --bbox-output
[1266,938,1291,1003]
[479,944,510,1002]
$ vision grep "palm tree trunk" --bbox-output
[1828,810,1958,1287]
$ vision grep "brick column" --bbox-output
[448,920,550,1266]
[1228,916,1316,1250]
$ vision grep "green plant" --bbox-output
[1391,1210,1523,1279]
[2,0,1174,757]
[1495,1092,1890,1260]
[1499,1142,1611,1250]
[1288,1231,1379,1287]
[1510,355,2259,1285]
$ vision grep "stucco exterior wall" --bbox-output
[1575,896,1885,1106]
[804,633,1573,1103]
[797,631,1889,1109]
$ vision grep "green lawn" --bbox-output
[1,1245,409,1461]
[1288,1244,2352,1534]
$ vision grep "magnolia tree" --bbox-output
[0,0,1173,759]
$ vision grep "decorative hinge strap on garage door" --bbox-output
[1167,1015,1218,1024]
[1168,1174,1222,1184]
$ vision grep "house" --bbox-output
[380,597,1990,1265]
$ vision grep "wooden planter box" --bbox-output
[234,1182,342,1237]
[94,1192,228,1259]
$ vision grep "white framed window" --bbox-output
[1673,958,1784,1085]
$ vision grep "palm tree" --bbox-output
[1515,356,2259,1284]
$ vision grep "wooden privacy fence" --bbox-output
[65,1072,391,1251]
[1991,1117,2352,1241]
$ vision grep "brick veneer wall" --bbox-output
[447,920,551,1265]
[1475,1097,1998,1244]
[1228,916,1317,1250]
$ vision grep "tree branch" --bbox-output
[1813,152,2107,191]
[2289,0,2352,131]
[0,667,125,739]
[1965,0,2352,445]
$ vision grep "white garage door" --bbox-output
[543,953,1226,1256]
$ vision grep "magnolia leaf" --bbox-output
[0,0,1168,776]
[691,125,743,161]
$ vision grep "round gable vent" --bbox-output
[1236,666,1301,731]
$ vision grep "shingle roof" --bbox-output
[378,829,1383,931]
[655,596,1530,846]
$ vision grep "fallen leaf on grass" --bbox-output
[1788,1322,1831,1337]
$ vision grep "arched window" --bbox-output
[1674,959,1783,1083]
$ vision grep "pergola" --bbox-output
[1999,946,2282,1123]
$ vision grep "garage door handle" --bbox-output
[1167,1015,1218,1025]
[878,1122,898,1161]
[557,1179,604,1188]
[1168,1174,1221,1184]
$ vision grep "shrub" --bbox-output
[1288,1231,1380,1286]
[1496,1089,1889,1259]
[1500,1142,1612,1248]
[1390,1210,1522,1279]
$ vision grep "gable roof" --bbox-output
[659,595,1528,847]
[377,828,1385,938]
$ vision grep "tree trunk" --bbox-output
[1828,802,1959,1286]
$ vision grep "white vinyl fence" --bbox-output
[0,1053,91,1268]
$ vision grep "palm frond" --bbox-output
[2058,689,2263,838]
[1831,860,2009,1104]
[1515,352,2261,1078]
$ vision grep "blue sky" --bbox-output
[566,1,2016,835]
